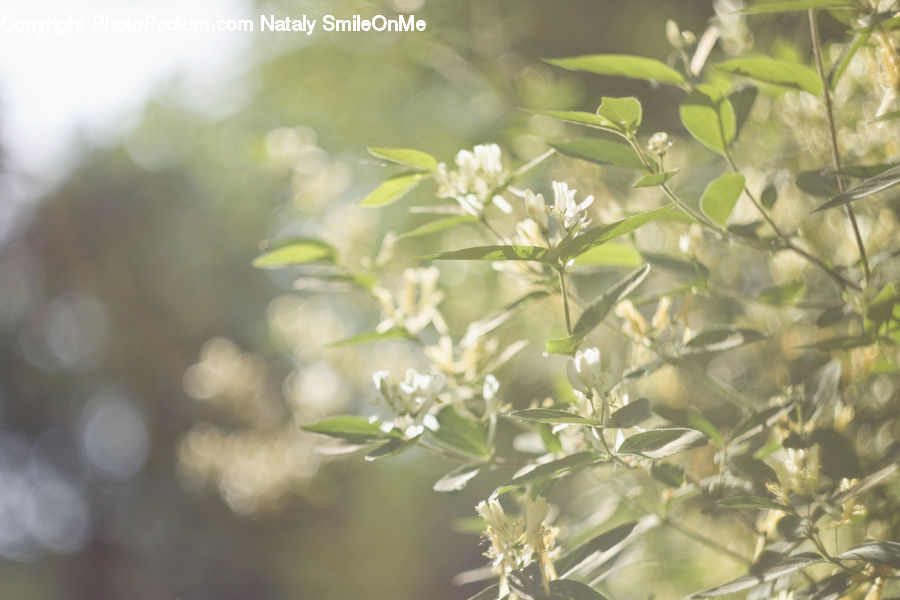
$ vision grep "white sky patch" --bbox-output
[0,0,253,181]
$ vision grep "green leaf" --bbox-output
[551,138,645,170]
[301,416,393,444]
[557,521,639,576]
[508,408,603,426]
[617,427,707,458]
[683,327,766,353]
[329,327,411,347]
[548,580,608,599]
[679,86,737,155]
[546,264,650,355]
[651,462,686,487]
[426,245,552,263]
[717,496,791,511]
[359,171,430,207]
[692,552,822,597]
[607,398,651,428]
[653,406,723,444]
[430,406,489,458]
[837,541,900,569]
[572,243,642,268]
[544,54,687,87]
[815,164,900,212]
[531,110,627,136]
[461,291,550,348]
[700,173,745,226]
[758,281,806,305]
[869,110,900,123]
[715,58,822,96]
[633,171,677,188]
[365,434,422,461]
[556,206,675,262]
[800,334,875,351]
[644,253,710,283]
[497,452,598,494]
[433,464,481,493]
[397,215,478,239]
[796,170,838,197]
[253,237,337,269]
[595,96,642,133]
[761,180,778,209]
[729,86,758,140]
[741,0,856,13]
[368,147,438,171]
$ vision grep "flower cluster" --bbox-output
[434,144,511,217]
[476,496,559,598]
[373,267,446,335]
[373,368,445,436]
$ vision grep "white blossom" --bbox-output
[549,181,593,230]
[373,267,446,335]
[434,143,510,216]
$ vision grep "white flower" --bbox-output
[567,347,605,395]
[647,132,674,156]
[372,368,446,436]
[512,187,549,230]
[373,267,446,335]
[549,181,593,230]
[434,143,510,216]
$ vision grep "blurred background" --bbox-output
[2,1,865,598]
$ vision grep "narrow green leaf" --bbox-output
[717,496,792,511]
[431,406,489,458]
[397,215,478,239]
[531,110,625,135]
[741,0,856,14]
[700,173,745,226]
[365,433,422,461]
[573,243,642,267]
[329,327,411,347]
[461,291,550,348]
[617,427,707,458]
[301,416,392,444]
[607,398,652,428]
[633,171,678,188]
[595,96,642,133]
[715,58,822,96]
[427,244,552,263]
[556,206,675,262]
[545,54,687,87]
[508,408,604,426]
[684,327,766,353]
[546,579,608,599]
[253,237,337,269]
[758,281,806,305]
[558,521,638,576]
[497,452,599,494]
[433,464,481,493]
[868,110,900,123]
[546,264,650,355]
[815,163,900,211]
[368,147,438,171]
[653,405,723,444]
[679,86,737,155]
[799,334,875,351]
[551,138,645,170]
[360,171,429,207]
[729,86,758,140]
[692,553,822,598]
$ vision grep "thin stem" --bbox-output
[809,8,870,282]
[723,150,861,291]
[557,266,573,335]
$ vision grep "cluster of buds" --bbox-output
[434,144,512,217]
[372,368,445,436]
[373,267,446,335]
[476,496,559,598]
[647,131,674,157]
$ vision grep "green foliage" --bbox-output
[259,4,900,600]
